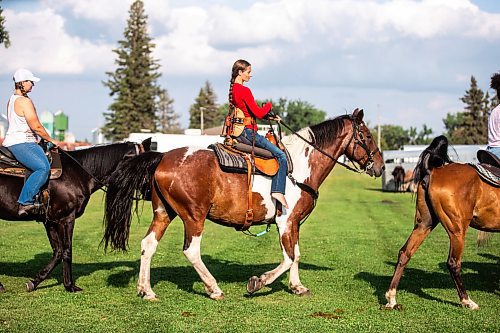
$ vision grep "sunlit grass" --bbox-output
[0,168,498,333]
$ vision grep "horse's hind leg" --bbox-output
[447,231,478,309]
[0,282,5,293]
[137,192,177,300]
[183,224,224,300]
[385,189,437,309]
[26,222,64,291]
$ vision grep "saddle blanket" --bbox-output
[209,143,271,176]
[469,163,500,187]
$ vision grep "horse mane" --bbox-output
[307,115,350,150]
[413,135,453,187]
[65,142,134,175]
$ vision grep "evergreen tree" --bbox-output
[188,81,224,131]
[459,76,489,143]
[102,0,160,141]
[156,89,181,134]
[0,1,10,48]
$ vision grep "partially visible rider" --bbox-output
[228,59,289,209]
[487,72,500,158]
[3,68,59,216]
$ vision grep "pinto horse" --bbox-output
[0,139,150,293]
[103,109,384,300]
[385,135,499,310]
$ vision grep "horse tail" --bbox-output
[412,135,452,189]
[103,151,165,251]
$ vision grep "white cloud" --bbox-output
[0,8,115,75]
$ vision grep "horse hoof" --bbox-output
[461,299,479,310]
[383,303,402,311]
[138,291,158,301]
[65,285,83,293]
[26,280,36,292]
[293,288,311,297]
[247,276,264,295]
[210,292,225,301]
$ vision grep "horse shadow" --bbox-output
[106,255,332,297]
[354,253,499,306]
[0,253,331,296]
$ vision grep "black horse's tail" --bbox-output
[412,135,453,189]
[103,151,164,251]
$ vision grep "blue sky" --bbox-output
[1,0,499,141]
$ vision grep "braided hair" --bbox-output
[228,59,251,110]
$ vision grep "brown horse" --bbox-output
[385,135,499,310]
[104,109,384,300]
[391,166,405,192]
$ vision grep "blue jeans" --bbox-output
[240,128,287,194]
[487,146,500,159]
[8,142,50,205]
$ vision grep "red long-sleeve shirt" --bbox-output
[232,83,272,130]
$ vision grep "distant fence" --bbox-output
[381,144,486,191]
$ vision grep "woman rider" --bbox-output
[3,68,58,216]
[229,59,289,209]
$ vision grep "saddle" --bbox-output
[209,135,292,232]
[0,146,62,179]
[469,150,500,187]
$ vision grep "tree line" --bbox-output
[1,1,497,148]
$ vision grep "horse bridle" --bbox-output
[279,116,379,174]
[343,117,380,174]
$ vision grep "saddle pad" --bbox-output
[0,149,62,179]
[209,143,277,176]
[469,163,500,187]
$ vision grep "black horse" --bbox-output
[0,139,150,293]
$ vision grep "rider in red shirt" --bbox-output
[229,59,288,209]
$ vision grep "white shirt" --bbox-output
[3,94,38,147]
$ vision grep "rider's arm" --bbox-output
[16,97,57,144]
[240,86,272,119]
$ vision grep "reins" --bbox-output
[278,118,365,174]
[243,115,379,237]
[57,142,143,194]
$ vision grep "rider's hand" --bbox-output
[269,115,282,122]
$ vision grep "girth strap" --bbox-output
[238,155,254,231]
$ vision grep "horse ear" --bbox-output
[353,108,364,122]
[141,137,152,151]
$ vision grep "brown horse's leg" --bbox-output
[247,217,297,295]
[137,190,176,300]
[27,222,64,292]
[385,190,437,309]
[447,233,478,309]
[60,218,81,292]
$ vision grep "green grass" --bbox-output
[0,168,498,333]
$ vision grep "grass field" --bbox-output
[0,168,498,333]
